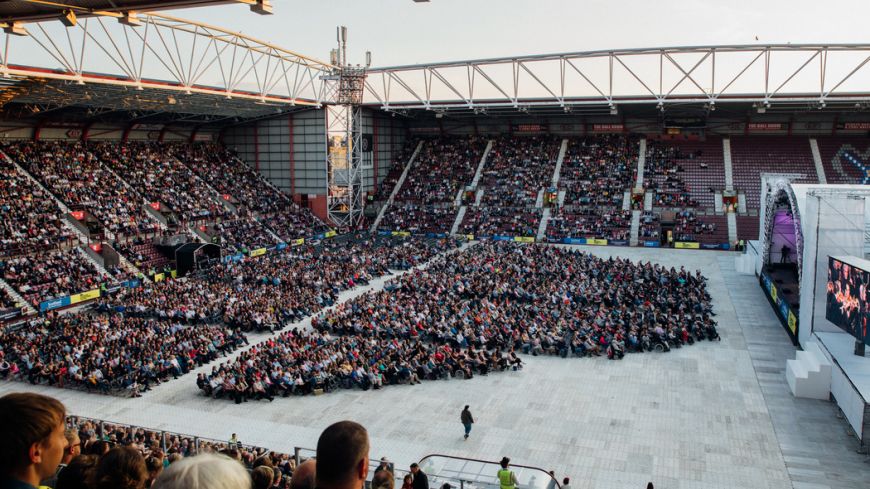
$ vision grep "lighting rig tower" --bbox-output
[325,26,370,228]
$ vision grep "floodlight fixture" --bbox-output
[119,12,142,27]
[60,9,77,27]
[3,22,28,36]
[251,0,273,14]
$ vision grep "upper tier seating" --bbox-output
[736,215,760,241]
[730,137,817,209]
[644,138,724,209]
[0,148,76,257]
[4,141,159,238]
[815,136,870,184]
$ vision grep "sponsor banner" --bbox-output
[276,243,288,251]
[493,235,513,241]
[747,122,785,131]
[170,270,177,279]
[512,123,549,133]
[0,307,23,321]
[378,230,392,236]
[465,234,475,241]
[609,239,629,246]
[154,273,165,282]
[104,285,122,294]
[562,238,586,245]
[770,282,778,303]
[675,241,700,249]
[70,289,101,305]
[391,231,411,237]
[122,279,141,289]
[314,233,325,240]
[644,241,661,248]
[40,296,71,312]
[291,238,305,246]
[838,122,870,130]
[409,126,441,134]
[586,238,608,246]
[249,248,268,257]
[720,243,731,250]
[700,243,722,250]
[325,230,337,238]
[779,300,789,322]
[788,311,797,334]
[514,236,535,243]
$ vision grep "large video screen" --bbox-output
[826,257,870,345]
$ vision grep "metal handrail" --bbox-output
[418,453,562,489]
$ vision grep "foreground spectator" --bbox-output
[90,446,148,489]
[0,392,68,489]
[316,421,369,489]
[152,453,251,489]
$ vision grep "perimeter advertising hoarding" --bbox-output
[826,256,870,346]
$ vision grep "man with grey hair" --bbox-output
[152,453,251,489]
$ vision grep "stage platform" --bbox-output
[815,332,870,442]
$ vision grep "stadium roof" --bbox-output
[0,1,269,24]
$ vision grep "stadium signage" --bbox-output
[512,124,548,133]
[409,127,441,134]
[838,122,870,130]
[591,124,624,133]
[0,307,22,321]
[747,122,785,132]
[674,241,700,249]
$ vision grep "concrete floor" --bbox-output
[2,246,869,489]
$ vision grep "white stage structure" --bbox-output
[754,179,870,445]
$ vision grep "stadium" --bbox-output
[0,1,869,489]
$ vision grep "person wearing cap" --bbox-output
[373,458,393,476]
[460,406,474,440]
[496,457,517,489]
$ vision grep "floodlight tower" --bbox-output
[325,26,370,229]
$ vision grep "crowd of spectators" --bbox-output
[213,220,278,253]
[459,208,541,238]
[3,141,159,238]
[0,146,76,256]
[372,139,421,202]
[0,312,247,395]
[101,235,455,333]
[673,210,715,242]
[379,137,486,234]
[546,209,631,241]
[200,241,719,402]
[559,135,638,207]
[645,141,699,208]
[0,248,117,306]
[639,211,661,240]
[95,142,229,223]
[114,238,173,274]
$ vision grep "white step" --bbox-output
[635,138,647,187]
[99,156,167,231]
[535,189,544,208]
[643,191,653,211]
[76,245,113,280]
[629,210,641,246]
[737,193,747,214]
[450,206,467,236]
[371,140,425,232]
[551,138,569,187]
[474,189,484,206]
[557,190,566,206]
[714,192,723,213]
[0,277,36,315]
[723,138,734,190]
[727,212,737,246]
[622,191,631,211]
[536,208,551,242]
[786,341,832,400]
[809,138,827,184]
[470,140,494,188]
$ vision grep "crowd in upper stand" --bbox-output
[96,142,229,223]
[2,141,159,238]
[559,135,638,207]
[213,220,278,253]
[380,137,486,234]
[0,147,76,256]
[644,141,699,208]
[546,209,632,241]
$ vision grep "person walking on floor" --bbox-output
[460,405,474,440]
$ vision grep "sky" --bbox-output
[171,0,870,68]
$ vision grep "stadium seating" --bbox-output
[730,136,818,209]
[815,136,870,184]
[380,137,486,234]
[0,146,77,256]
[736,215,760,241]
[639,211,661,240]
[3,141,159,238]
[96,142,229,223]
[114,239,173,272]
[213,219,278,252]
[645,138,724,209]
[546,209,631,241]
[0,248,116,306]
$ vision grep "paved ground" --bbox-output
[2,246,868,489]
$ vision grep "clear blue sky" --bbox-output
[173,0,867,68]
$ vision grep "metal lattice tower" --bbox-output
[325,27,369,229]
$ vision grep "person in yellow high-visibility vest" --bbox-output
[497,457,518,489]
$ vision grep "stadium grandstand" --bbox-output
[0,1,869,489]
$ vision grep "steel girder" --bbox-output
[0,12,334,107]
[363,44,870,111]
